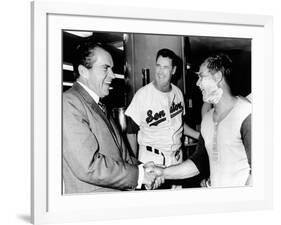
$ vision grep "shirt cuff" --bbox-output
[137,164,144,189]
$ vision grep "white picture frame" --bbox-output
[31,1,274,224]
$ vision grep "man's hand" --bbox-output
[143,162,165,190]
[150,164,165,176]
[143,169,156,190]
[150,164,165,189]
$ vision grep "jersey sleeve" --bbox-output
[240,114,251,169]
[189,134,210,179]
[126,116,139,134]
[180,90,186,116]
[125,91,143,126]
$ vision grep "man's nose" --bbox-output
[108,68,115,78]
[157,66,164,73]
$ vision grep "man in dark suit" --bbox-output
[63,38,162,194]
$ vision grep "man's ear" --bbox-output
[172,66,177,75]
[78,65,89,79]
[214,71,223,82]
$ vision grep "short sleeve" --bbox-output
[240,114,251,168]
[180,90,186,116]
[126,116,139,134]
[189,134,210,179]
[125,91,143,126]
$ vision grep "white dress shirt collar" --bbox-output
[77,81,99,104]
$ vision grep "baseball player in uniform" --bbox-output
[125,49,199,188]
[126,81,185,166]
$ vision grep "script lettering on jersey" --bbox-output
[170,101,183,118]
[146,110,166,126]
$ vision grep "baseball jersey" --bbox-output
[201,97,251,187]
[125,82,185,153]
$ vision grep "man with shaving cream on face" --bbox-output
[148,53,252,188]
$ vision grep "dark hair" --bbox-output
[72,37,110,79]
[156,48,177,67]
[203,53,233,89]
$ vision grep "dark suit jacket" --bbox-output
[63,82,139,194]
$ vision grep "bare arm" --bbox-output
[163,159,199,179]
[164,134,210,179]
[183,123,200,140]
[150,134,209,180]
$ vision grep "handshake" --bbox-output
[142,161,166,190]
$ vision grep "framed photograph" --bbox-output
[31,0,273,224]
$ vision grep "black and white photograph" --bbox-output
[2,0,280,224]
[29,1,275,224]
[62,30,252,194]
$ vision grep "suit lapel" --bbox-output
[72,82,123,157]
[91,101,119,142]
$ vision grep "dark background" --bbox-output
[63,31,251,126]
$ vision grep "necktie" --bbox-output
[98,101,107,116]
[98,101,122,158]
